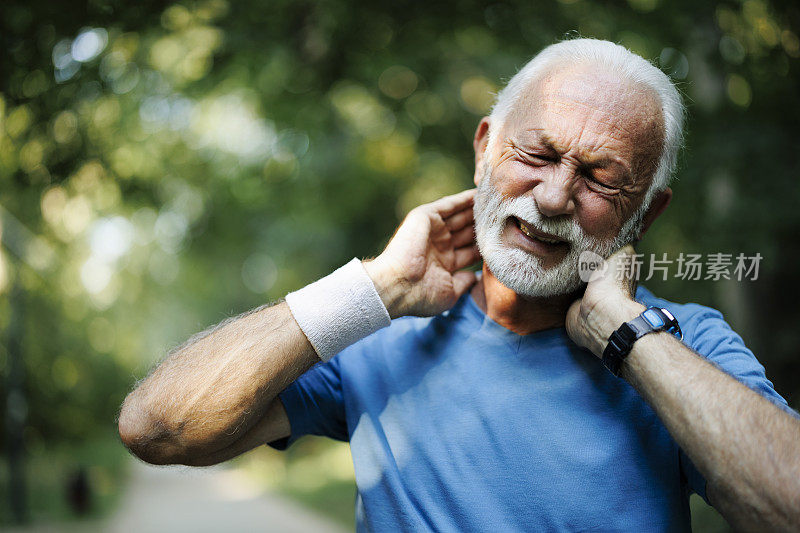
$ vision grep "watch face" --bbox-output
[642,308,665,328]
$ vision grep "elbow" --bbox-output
[118,394,185,465]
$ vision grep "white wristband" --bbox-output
[285,258,391,362]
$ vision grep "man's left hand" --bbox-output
[565,244,646,358]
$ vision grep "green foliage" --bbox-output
[0,0,798,527]
[233,438,358,528]
[0,432,129,524]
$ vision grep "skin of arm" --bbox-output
[117,301,317,465]
[117,189,480,466]
[566,245,800,531]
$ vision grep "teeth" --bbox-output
[518,220,561,244]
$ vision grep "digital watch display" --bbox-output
[602,307,682,376]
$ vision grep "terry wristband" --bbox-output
[285,258,391,362]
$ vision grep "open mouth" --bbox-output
[511,217,569,247]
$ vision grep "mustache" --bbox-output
[476,160,583,244]
[475,169,614,253]
[509,209,581,244]
[494,197,586,245]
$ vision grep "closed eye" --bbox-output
[582,171,621,194]
[516,148,558,166]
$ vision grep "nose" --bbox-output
[532,166,576,217]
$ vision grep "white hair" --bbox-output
[488,37,686,214]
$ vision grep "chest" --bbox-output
[344,336,681,502]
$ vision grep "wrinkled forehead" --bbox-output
[503,63,665,161]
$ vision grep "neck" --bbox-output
[470,264,581,335]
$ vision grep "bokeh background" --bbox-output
[1,0,798,530]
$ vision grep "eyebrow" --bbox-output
[518,130,634,183]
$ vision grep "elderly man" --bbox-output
[118,39,800,531]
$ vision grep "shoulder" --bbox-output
[634,285,735,347]
[635,285,794,412]
[633,284,759,375]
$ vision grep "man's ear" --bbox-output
[473,117,491,186]
[636,187,672,241]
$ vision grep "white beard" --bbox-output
[473,162,644,298]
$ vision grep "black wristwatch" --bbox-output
[602,307,682,376]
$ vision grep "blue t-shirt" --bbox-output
[271,286,794,532]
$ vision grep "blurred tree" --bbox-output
[0,0,798,527]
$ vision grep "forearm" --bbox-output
[568,246,800,529]
[120,259,396,465]
[118,189,479,465]
[622,331,800,530]
[118,301,317,464]
[179,398,292,467]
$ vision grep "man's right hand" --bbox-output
[363,189,481,319]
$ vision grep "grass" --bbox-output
[233,436,357,528]
[281,478,357,528]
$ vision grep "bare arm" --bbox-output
[118,302,316,465]
[566,245,800,531]
[118,189,480,466]
[623,330,800,530]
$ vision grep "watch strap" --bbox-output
[602,307,681,376]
